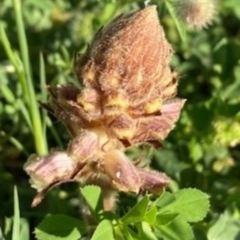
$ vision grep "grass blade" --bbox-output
[12,186,20,240]
[39,53,48,152]
[0,25,27,98]
[166,1,187,42]
[12,0,47,155]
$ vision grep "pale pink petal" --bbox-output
[24,152,77,192]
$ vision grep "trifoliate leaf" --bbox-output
[159,188,210,223]
[121,196,149,224]
[155,216,194,240]
[35,214,87,240]
[91,219,114,240]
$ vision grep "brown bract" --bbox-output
[24,5,185,207]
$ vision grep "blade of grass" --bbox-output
[39,53,47,102]
[19,219,29,240]
[47,117,64,149]
[1,83,15,103]
[40,53,62,149]
[0,25,27,99]
[0,131,29,156]
[12,0,47,155]
[12,186,20,240]
[39,53,48,152]
[1,83,33,130]
[0,26,32,131]
[166,1,187,42]
[16,99,33,131]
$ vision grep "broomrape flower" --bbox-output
[24,5,185,207]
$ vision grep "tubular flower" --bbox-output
[24,5,185,206]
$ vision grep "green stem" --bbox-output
[12,0,47,155]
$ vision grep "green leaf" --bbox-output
[189,140,203,162]
[114,223,142,240]
[155,216,194,240]
[81,185,103,217]
[123,225,138,240]
[155,213,179,226]
[35,215,87,240]
[113,224,132,240]
[139,222,158,240]
[208,211,240,240]
[91,219,114,240]
[121,196,149,224]
[144,205,157,224]
[221,66,240,100]
[159,189,210,223]
[156,192,176,208]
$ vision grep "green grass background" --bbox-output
[0,0,240,239]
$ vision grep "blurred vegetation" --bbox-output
[0,0,240,239]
